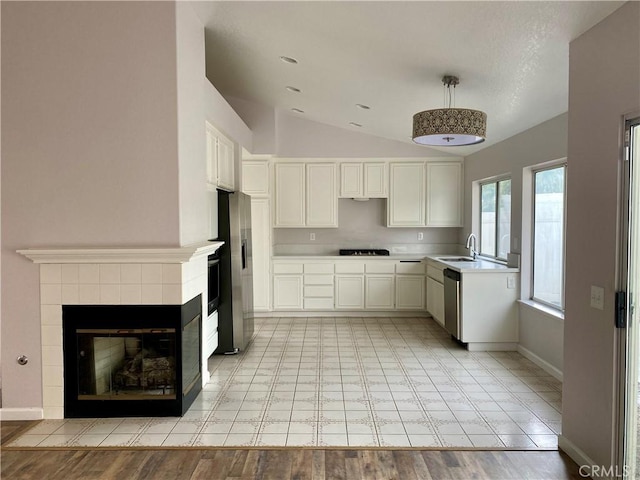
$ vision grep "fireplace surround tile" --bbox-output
[78,264,99,284]
[99,264,121,284]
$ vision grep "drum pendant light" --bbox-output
[412,75,487,147]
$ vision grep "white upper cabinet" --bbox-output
[387,163,425,227]
[363,163,387,198]
[274,162,337,228]
[206,122,235,192]
[426,162,463,227]
[339,162,387,198]
[242,160,270,196]
[340,163,363,198]
[306,163,338,227]
[274,163,306,227]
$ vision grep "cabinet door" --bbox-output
[364,163,387,198]
[251,198,271,311]
[388,163,425,226]
[242,161,270,196]
[365,275,395,309]
[340,163,363,198]
[306,163,338,227]
[396,275,425,309]
[426,277,444,326]
[217,135,235,191]
[274,163,305,227]
[273,275,303,310]
[425,162,463,227]
[335,275,365,310]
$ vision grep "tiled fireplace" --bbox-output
[18,242,222,419]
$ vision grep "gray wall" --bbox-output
[562,1,640,467]
[1,1,181,410]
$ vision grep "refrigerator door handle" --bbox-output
[241,240,247,270]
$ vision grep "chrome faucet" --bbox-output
[465,233,478,260]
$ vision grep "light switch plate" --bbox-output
[590,285,604,310]
[507,276,516,289]
[310,233,315,241]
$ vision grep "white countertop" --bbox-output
[425,255,519,273]
[272,253,519,272]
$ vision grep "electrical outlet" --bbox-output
[418,232,424,241]
[590,285,604,310]
[310,233,315,241]
[507,276,516,289]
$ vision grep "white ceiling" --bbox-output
[191,1,623,156]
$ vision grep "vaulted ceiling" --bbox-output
[191,1,623,155]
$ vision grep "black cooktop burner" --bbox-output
[339,249,390,256]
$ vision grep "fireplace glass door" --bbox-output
[76,328,177,400]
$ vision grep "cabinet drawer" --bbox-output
[304,285,334,297]
[335,263,365,274]
[365,262,395,274]
[427,265,445,283]
[273,263,304,274]
[396,262,425,274]
[304,274,333,285]
[304,298,334,310]
[304,263,334,274]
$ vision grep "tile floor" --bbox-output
[8,317,562,449]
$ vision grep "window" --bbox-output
[480,178,511,260]
[532,165,566,309]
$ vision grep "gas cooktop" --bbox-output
[339,249,390,256]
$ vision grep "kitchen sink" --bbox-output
[437,256,476,262]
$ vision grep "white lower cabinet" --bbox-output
[273,275,303,310]
[335,275,365,310]
[426,276,445,326]
[272,258,427,312]
[396,275,425,310]
[203,311,219,359]
[365,275,395,309]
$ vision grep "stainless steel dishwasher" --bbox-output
[443,268,461,340]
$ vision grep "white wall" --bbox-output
[562,1,640,468]
[1,1,181,410]
[464,114,568,375]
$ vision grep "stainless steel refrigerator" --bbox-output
[215,190,254,353]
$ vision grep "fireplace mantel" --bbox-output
[17,241,224,264]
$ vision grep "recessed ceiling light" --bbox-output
[356,104,371,110]
[349,122,362,127]
[286,86,301,93]
[291,108,304,114]
[280,56,298,64]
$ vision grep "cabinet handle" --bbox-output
[399,260,421,263]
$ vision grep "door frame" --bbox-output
[615,113,640,478]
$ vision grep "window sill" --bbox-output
[518,299,564,321]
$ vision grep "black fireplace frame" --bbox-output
[62,295,202,418]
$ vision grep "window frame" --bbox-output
[530,163,567,311]
[479,176,512,262]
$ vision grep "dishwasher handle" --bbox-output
[443,268,461,281]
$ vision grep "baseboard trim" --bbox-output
[558,435,598,477]
[0,408,44,421]
[254,311,431,318]
[517,344,563,381]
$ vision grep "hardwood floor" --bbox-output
[2,421,587,479]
